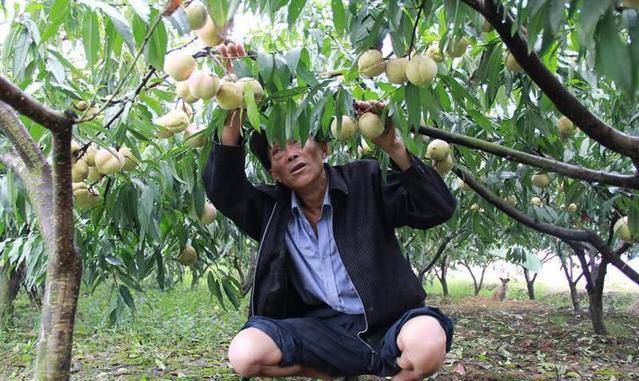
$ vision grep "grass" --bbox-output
[1,278,638,380]
[422,277,553,300]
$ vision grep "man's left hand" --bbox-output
[354,101,412,171]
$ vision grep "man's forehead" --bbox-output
[269,137,314,149]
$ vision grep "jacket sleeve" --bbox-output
[379,150,457,229]
[202,141,269,241]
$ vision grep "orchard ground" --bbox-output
[1,260,637,381]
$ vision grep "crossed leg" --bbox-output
[228,316,447,381]
[390,316,447,381]
[227,327,333,380]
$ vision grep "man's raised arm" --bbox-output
[355,101,457,230]
[202,110,269,241]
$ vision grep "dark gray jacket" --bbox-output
[203,142,456,343]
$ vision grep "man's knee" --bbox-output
[228,327,282,376]
[396,316,447,375]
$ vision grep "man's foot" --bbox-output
[333,377,360,381]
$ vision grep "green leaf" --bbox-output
[207,272,226,309]
[208,0,227,28]
[405,83,421,128]
[41,0,70,43]
[155,253,165,290]
[105,19,124,57]
[331,0,346,36]
[579,0,610,45]
[284,47,303,73]
[244,86,261,131]
[96,3,136,53]
[547,0,568,34]
[222,277,240,309]
[132,14,146,47]
[128,0,151,23]
[521,251,543,272]
[11,28,30,81]
[47,56,65,84]
[82,10,100,66]
[288,0,307,26]
[257,52,275,83]
[594,12,633,94]
[118,285,136,312]
[146,15,167,70]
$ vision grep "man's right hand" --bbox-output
[221,109,243,146]
[216,43,246,145]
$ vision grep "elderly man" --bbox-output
[203,44,456,381]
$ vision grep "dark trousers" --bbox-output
[241,304,454,377]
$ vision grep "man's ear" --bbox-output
[319,141,329,159]
[269,168,279,182]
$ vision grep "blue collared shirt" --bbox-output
[285,182,364,314]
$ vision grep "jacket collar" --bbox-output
[256,163,349,201]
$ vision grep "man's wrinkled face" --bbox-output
[268,138,328,190]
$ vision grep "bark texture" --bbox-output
[1,84,81,380]
[33,129,82,381]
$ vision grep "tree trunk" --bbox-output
[587,260,608,335]
[33,130,82,381]
[0,265,21,328]
[568,240,608,334]
[568,280,580,313]
[476,266,487,295]
[523,268,536,300]
[1,82,81,380]
[417,238,450,285]
[588,289,606,334]
[558,247,580,313]
[461,261,486,296]
[438,255,449,297]
[440,275,449,297]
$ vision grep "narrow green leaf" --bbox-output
[288,0,307,26]
[96,3,136,53]
[82,10,100,66]
[594,12,633,94]
[208,0,227,28]
[547,0,568,34]
[222,277,240,309]
[118,285,136,312]
[207,272,226,309]
[331,0,346,36]
[128,0,151,23]
[579,0,611,45]
[244,86,261,131]
[41,0,70,43]
[257,52,275,83]
[405,83,421,128]
[146,16,167,70]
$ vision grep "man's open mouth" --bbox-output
[290,162,306,175]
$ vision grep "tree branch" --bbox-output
[0,101,49,171]
[408,0,426,59]
[569,240,594,291]
[417,125,639,189]
[461,0,639,162]
[418,232,457,281]
[454,167,639,284]
[80,13,164,123]
[0,77,74,132]
[0,102,55,249]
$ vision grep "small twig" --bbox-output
[79,14,164,123]
[408,0,426,59]
[167,36,199,54]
